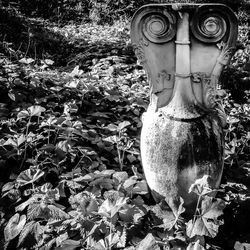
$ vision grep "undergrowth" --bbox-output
[0,11,249,250]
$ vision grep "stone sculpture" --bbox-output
[131,3,238,213]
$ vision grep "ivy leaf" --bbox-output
[16,168,44,186]
[188,175,213,196]
[4,213,26,241]
[186,197,226,238]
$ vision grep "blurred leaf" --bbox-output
[118,121,131,131]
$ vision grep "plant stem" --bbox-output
[20,116,31,169]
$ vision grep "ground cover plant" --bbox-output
[0,1,249,249]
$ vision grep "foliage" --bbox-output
[0,4,249,250]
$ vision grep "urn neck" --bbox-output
[163,12,203,119]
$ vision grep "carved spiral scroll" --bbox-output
[142,11,176,43]
[191,9,227,43]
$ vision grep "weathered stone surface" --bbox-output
[131,3,238,212]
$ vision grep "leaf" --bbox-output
[113,171,128,184]
[106,123,118,132]
[234,241,250,250]
[16,194,42,212]
[117,121,131,131]
[17,169,44,186]
[123,176,137,189]
[99,192,128,218]
[187,240,205,250]
[4,213,26,241]
[17,105,45,119]
[137,233,160,250]
[28,105,46,117]
[44,59,54,65]
[150,202,176,230]
[132,180,148,195]
[18,221,42,247]
[19,58,34,64]
[103,135,117,144]
[17,110,29,119]
[186,197,226,238]
[189,175,213,196]
[1,181,15,193]
[54,240,81,250]
[70,65,83,77]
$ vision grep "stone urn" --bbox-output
[131,3,238,212]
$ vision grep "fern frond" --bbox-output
[47,205,70,220]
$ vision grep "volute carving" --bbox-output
[131,3,238,213]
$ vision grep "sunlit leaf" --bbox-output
[4,213,26,241]
[137,233,160,250]
[28,105,46,117]
[187,240,205,250]
[189,175,213,196]
[19,58,35,64]
[132,180,148,195]
[117,121,131,131]
[234,241,250,250]
[186,197,225,238]
[44,59,54,65]
[17,168,44,186]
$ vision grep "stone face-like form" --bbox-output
[131,4,238,212]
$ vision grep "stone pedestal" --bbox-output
[131,4,238,212]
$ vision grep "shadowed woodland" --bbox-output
[0,0,249,249]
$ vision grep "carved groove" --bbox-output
[142,11,176,43]
[191,8,228,43]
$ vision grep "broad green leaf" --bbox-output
[186,197,225,238]
[4,213,26,241]
[16,168,44,186]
